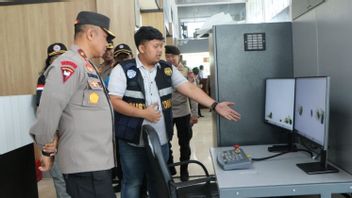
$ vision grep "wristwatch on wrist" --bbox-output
[210,101,218,112]
[41,150,52,157]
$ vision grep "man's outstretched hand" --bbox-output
[215,102,241,121]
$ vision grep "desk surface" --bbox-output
[210,145,352,198]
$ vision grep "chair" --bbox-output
[142,125,219,198]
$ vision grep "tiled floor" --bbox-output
[38,110,215,198]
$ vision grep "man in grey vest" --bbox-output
[30,11,116,198]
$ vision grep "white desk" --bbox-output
[210,145,352,198]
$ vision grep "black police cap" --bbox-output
[75,11,115,40]
[114,43,132,57]
[47,43,67,57]
[165,45,180,55]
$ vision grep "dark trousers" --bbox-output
[168,114,193,173]
[63,170,115,198]
[112,138,123,182]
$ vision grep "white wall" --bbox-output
[0,95,36,154]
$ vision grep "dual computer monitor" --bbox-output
[264,76,337,174]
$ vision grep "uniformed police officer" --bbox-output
[36,42,71,198]
[165,45,198,181]
[30,11,116,198]
[113,43,133,64]
[100,40,115,85]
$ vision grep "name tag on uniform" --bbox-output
[88,73,99,79]
[88,78,103,90]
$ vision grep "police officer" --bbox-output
[100,40,115,85]
[36,43,67,106]
[108,26,241,198]
[110,43,134,192]
[36,42,70,198]
[165,45,198,181]
[113,43,133,64]
[30,11,116,198]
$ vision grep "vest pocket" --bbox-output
[115,114,143,144]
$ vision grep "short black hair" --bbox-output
[192,67,199,75]
[74,24,87,38]
[165,45,181,55]
[134,26,164,48]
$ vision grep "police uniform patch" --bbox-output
[61,60,77,69]
[85,63,95,73]
[88,73,99,79]
[36,84,44,91]
[127,69,137,79]
[89,92,99,104]
[164,67,172,76]
[60,61,77,82]
[88,78,103,90]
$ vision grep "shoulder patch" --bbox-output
[60,60,77,83]
[61,60,77,69]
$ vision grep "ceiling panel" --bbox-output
[178,3,246,21]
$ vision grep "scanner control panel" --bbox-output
[217,145,252,170]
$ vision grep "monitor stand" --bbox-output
[296,150,339,175]
[268,133,297,152]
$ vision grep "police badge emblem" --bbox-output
[53,44,61,51]
[127,69,137,79]
[89,92,99,104]
[164,67,172,76]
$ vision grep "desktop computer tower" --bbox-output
[209,22,293,146]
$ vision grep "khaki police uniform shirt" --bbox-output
[30,45,114,174]
[172,63,193,118]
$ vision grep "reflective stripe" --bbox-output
[125,90,144,99]
[159,87,172,97]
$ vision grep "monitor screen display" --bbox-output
[265,78,295,131]
[294,77,330,147]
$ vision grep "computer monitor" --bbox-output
[294,76,338,174]
[264,78,296,152]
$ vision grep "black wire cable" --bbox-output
[251,148,314,161]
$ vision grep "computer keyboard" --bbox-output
[217,145,252,170]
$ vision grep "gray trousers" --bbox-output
[49,160,71,198]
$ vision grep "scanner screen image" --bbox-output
[265,79,295,130]
[294,77,328,146]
